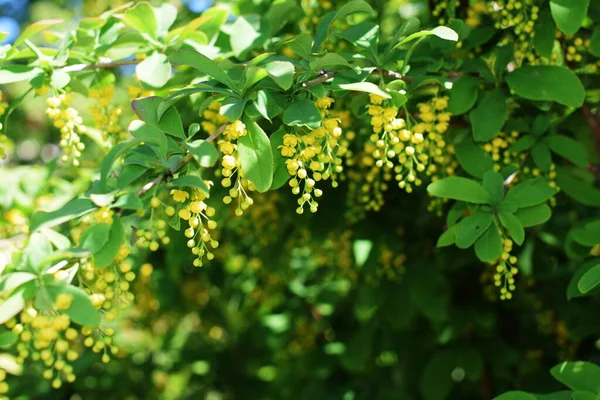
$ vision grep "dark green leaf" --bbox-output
[514,204,552,228]
[30,199,96,232]
[482,170,504,205]
[448,76,479,115]
[169,49,238,91]
[531,142,552,172]
[313,0,374,50]
[455,213,493,249]
[533,8,556,58]
[475,224,503,262]
[427,177,491,204]
[265,61,294,90]
[185,140,218,168]
[270,128,291,190]
[546,134,588,168]
[550,0,589,35]
[578,264,600,294]
[454,138,494,179]
[94,216,125,268]
[556,170,600,206]
[504,177,557,208]
[550,361,600,394]
[171,175,210,194]
[506,66,585,107]
[470,89,507,142]
[499,212,525,245]
[79,223,111,254]
[283,99,322,129]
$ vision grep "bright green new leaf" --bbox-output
[238,116,273,192]
[455,213,493,249]
[338,82,391,99]
[546,134,588,169]
[283,99,322,129]
[136,52,171,88]
[120,2,157,38]
[265,61,294,90]
[427,176,491,204]
[436,227,456,248]
[550,0,589,35]
[475,224,503,262]
[448,76,479,115]
[185,140,218,168]
[30,199,96,232]
[0,65,43,85]
[310,53,353,71]
[171,175,210,194]
[43,283,101,326]
[504,177,557,208]
[0,286,31,324]
[470,89,507,142]
[13,19,62,46]
[128,120,168,161]
[169,49,238,91]
[499,212,525,245]
[550,361,600,394]
[79,223,111,254]
[578,264,600,294]
[506,65,585,108]
[230,15,265,57]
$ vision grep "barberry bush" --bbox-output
[1,0,600,398]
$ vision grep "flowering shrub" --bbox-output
[1,0,600,398]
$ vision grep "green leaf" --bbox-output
[339,21,379,55]
[427,176,491,204]
[454,138,494,179]
[169,49,238,91]
[475,224,503,262]
[310,53,353,71]
[185,140,218,168]
[93,216,125,268]
[252,90,285,122]
[550,0,589,35]
[571,220,600,246]
[313,0,374,50]
[230,15,266,57]
[136,52,171,88]
[100,139,140,188]
[13,19,62,46]
[153,3,177,36]
[568,259,600,299]
[504,177,557,208]
[396,26,458,48]
[0,331,17,348]
[590,26,600,57]
[578,264,600,294]
[514,204,552,228]
[238,116,273,192]
[506,66,585,108]
[128,120,168,161]
[419,350,454,400]
[50,69,70,89]
[337,82,391,99]
[43,283,100,326]
[171,175,210,194]
[220,98,247,121]
[283,99,322,130]
[270,128,291,190]
[499,212,525,245]
[455,213,493,249]
[0,65,43,85]
[448,76,479,115]
[265,61,294,90]
[121,2,157,38]
[494,392,537,400]
[546,134,588,168]
[79,223,111,254]
[531,142,552,172]
[470,89,507,142]
[112,193,143,210]
[436,227,456,247]
[0,285,31,324]
[533,8,556,58]
[509,135,536,153]
[482,170,504,205]
[281,33,313,58]
[30,199,96,232]
[0,272,37,292]
[571,391,597,400]
[556,171,600,206]
[550,361,600,394]
[157,105,186,140]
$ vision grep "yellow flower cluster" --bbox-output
[45,93,87,166]
[127,85,154,102]
[0,92,8,159]
[492,0,539,65]
[201,102,229,136]
[492,238,519,300]
[5,295,81,389]
[171,186,219,267]
[135,197,172,251]
[465,1,488,28]
[279,97,347,214]
[219,120,258,216]
[89,85,125,148]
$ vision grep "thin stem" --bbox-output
[60,59,140,73]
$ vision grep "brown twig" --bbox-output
[302,70,338,88]
[135,122,230,198]
[60,59,140,73]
